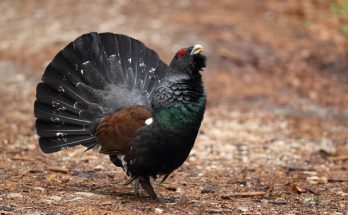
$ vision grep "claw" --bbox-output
[123,177,137,186]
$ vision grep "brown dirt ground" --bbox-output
[0,0,347,214]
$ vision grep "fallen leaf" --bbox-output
[291,182,307,194]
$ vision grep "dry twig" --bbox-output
[47,166,69,174]
[329,155,348,162]
[11,156,34,162]
[221,191,266,199]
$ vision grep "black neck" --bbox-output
[151,73,205,110]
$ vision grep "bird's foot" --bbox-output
[154,196,176,203]
[133,178,140,196]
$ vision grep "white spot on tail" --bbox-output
[61,146,69,150]
[58,106,67,111]
[80,69,84,75]
[128,58,132,63]
[56,132,64,137]
[82,60,90,65]
[145,117,153,125]
[117,154,128,173]
[50,117,60,122]
[51,101,60,107]
[149,67,156,73]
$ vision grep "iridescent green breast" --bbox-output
[154,96,206,132]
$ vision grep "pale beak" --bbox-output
[190,44,204,55]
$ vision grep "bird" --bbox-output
[34,32,206,200]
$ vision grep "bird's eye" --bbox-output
[177,49,187,59]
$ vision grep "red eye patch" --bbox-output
[177,49,187,58]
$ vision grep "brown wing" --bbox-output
[96,106,152,154]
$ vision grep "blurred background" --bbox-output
[0,0,347,214]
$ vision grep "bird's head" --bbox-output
[169,44,206,76]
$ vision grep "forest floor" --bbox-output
[0,0,347,214]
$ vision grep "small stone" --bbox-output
[48,195,62,202]
[7,193,23,199]
[0,205,15,212]
[74,192,104,199]
[201,186,217,194]
[319,137,336,156]
[270,198,287,205]
[238,206,249,213]
[303,196,320,206]
[338,192,348,197]
[94,165,104,170]
[306,176,328,184]
[40,199,54,205]
[33,186,45,192]
[154,208,164,213]
[261,199,269,204]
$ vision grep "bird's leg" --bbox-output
[134,178,140,196]
[160,173,170,184]
[139,176,157,199]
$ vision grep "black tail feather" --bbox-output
[36,120,90,138]
[74,33,112,82]
[42,66,95,105]
[36,83,79,115]
[39,135,96,153]
[34,101,90,126]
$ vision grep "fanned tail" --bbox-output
[35,32,167,153]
